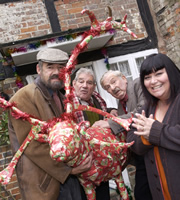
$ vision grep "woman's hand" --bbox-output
[132,110,154,141]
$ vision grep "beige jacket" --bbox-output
[8,77,71,200]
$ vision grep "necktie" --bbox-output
[53,92,63,113]
[120,94,128,114]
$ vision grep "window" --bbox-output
[110,61,132,81]
[108,49,158,81]
[136,57,144,73]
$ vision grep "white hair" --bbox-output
[74,68,96,84]
[100,70,124,89]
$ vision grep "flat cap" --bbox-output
[37,48,69,64]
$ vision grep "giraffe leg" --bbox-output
[0,129,35,184]
[115,173,129,200]
[79,178,96,200]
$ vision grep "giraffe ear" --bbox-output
[106,6,112,18]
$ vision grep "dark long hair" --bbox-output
[140,53,180,106]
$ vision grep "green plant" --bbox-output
[0,111,16,199]
[0,111,10,146]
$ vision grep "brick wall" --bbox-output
[148,0,180,68]
[0,145,21,200]
[0,0,147,45]
[0,0,51,42]
[54,0,147,45]
[2,78,19,98]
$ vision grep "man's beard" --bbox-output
[43,75,64,90]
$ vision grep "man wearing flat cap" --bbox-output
[8,48,93,200]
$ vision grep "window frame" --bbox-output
[108,48,158,80]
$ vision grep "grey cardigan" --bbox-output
[127,93,180,200]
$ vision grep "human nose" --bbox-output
[82,82,88,87]
[150,75,157,84]
[53,67,61,74]
[110,84,116,90]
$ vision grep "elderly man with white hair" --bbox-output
[93,70,152,200]
[72,67,119,200]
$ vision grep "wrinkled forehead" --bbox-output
[77,73,95,82]
[103,74,119,85]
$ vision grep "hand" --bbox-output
[92,120,110,128]
[71,151,93,175]
[132,110,154,140]
[110,109,118,116]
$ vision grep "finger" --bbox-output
[83,158,91,166]
[137,124,144,132]
[135,113,144,121]
[132,118,141,126]
[132,117,144,127]
[83,153,92,164]
[135,114,147,127]
[141,110,145,116]
[132,121,145,133]
[131,122,139,130]
[85,154,93,168]
[135,113,145,121]
[134,131,145,136]
[149,114,153,119]
[141,126,144,132]
[82,157,89,165]
[89,151,93,159]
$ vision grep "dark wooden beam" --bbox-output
[0,0,21,3]
[44,0,61,33]
[136,0,158,47]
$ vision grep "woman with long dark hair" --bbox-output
[127,53,180,200]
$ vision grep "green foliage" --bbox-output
[0,111,10,146]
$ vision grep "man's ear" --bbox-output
[122,75,126,80]
[122,75,127,82]
[36,64,41,75]
[72,80,76,87]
